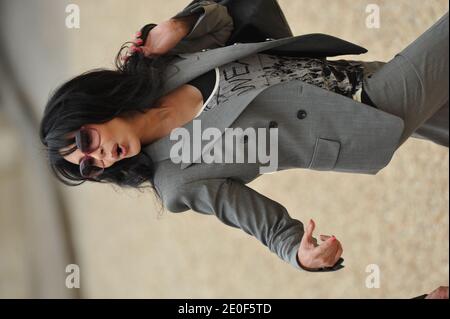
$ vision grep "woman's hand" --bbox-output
[425,286,449,299]
[297,219,344,271]
[127,14,201,59]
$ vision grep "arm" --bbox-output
[169,0,234,52]
[132,1,233,57]
[164,177,344,272]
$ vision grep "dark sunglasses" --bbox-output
[75,126,104,179]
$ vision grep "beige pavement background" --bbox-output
[0,0,448,298]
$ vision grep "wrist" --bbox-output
[297,251,322,271]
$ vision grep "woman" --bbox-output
[39,1,448,292]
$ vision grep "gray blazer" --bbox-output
[143,0,405,271]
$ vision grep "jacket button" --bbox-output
[265,38,274,41]
[268,121,278,129]
[233,42,241,45]
[201,48,209,52]
[297,110,307,120]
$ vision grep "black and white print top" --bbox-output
[187,53,365,118]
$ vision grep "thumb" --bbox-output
[305,219,315,240]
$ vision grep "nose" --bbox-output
[90,144,119,163]
[88,145,109,163]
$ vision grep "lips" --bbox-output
[121,145,128,157]
[113,143,120,159]
[113,143,127,159]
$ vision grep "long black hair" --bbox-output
[39,35,177,210]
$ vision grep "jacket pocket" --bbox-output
[308,138,341,170]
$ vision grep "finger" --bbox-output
[317,236,338,255]
[333,245,343,264]
[129,46,142,53]
[319,239,340,267]
[320,234,332,242]
[135,38,143,46]
[323,239,340,264]
[133,32,142,41]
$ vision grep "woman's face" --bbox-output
[61,116,141,168]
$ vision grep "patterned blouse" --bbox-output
[187,53,366,117]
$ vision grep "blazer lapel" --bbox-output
[145,83,269,169]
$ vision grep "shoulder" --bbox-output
[155,177,199,213]
[154,174,231,213]
[150,162,198,213]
